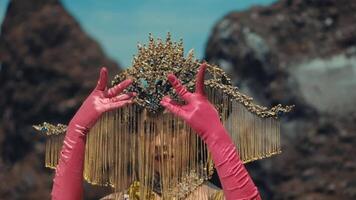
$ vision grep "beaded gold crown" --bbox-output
[34,33,293,199]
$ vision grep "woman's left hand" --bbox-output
[52,67,136,200]
[70,67,136,132]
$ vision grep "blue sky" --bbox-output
[0,0,276,67]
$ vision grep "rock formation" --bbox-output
[0,0,120,198]
[206,0,356,199]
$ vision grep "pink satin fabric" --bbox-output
[51,64,261,200]
[51,67,135,200]
[160,63,261,200]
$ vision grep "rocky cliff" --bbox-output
[206,0,356,199]
[0,0,120,199]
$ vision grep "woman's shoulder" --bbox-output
[100,192,127,200]
[184,182,224,200]
[100,182,224,200]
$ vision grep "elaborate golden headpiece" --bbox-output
[34,34,292,199]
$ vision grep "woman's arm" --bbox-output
[51,67,135,200]
[160,63,261,200]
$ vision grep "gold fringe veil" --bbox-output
[34,34,293,200]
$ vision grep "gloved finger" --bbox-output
[162,96,182,106]
[105,79,133,98]
[96,67,108,91]
[106,99,134,111]
[160,96,186,118]
[195,63,207,95]
[167,74,191,101]
[110,92,137,102]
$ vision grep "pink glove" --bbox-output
[52,67,136,200]
[160,63,261,200]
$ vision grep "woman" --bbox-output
[51,63,261,200]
